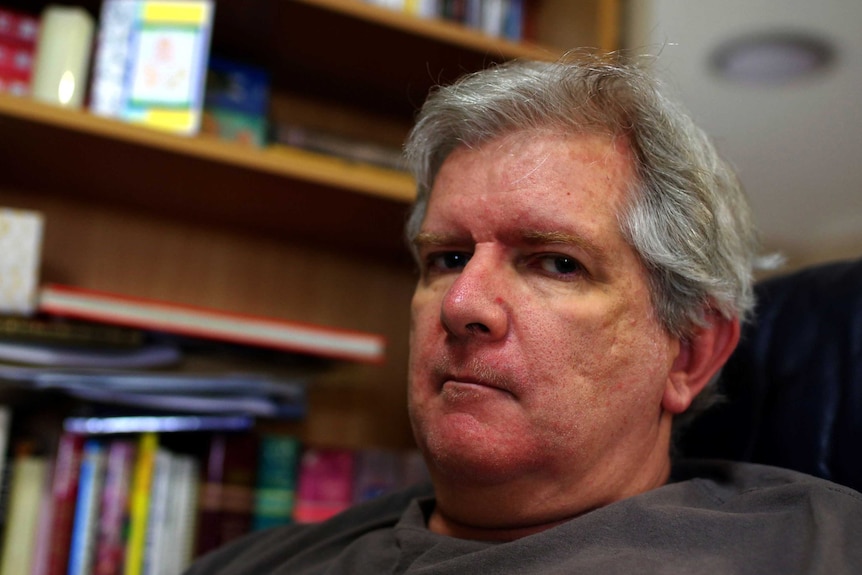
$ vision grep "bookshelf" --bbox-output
[0,0,621,450]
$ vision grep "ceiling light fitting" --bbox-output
[710,31,835,84]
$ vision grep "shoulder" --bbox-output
[524,461,862,573]
[669,459,862,508]
[183,482,433,575]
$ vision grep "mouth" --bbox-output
[441,374,516,398]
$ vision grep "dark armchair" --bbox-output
[679,257,862,493]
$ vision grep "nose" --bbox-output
[440,249,509,341]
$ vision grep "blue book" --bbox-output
[67,439,107,575]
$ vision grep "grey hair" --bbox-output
[404,54,766,427]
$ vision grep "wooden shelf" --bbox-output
[0,0,621,449]
[211,0,569,115]
[294,0,559,61]
[0,94,415,261]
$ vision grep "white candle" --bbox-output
[31,5,95,108]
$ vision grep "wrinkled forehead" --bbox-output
[407,128,640,252]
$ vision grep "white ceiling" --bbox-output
[625,0,862,269]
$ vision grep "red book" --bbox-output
[195,433,258,557]
[45,432,86,575]
[38,283,386,364]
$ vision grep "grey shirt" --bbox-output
[184,460,862,574]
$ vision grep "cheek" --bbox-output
[525,301,669,412]
[409,289,439,351]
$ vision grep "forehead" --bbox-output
[423,130,636,238]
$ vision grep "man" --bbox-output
[185,56,862,574]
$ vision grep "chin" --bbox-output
[416,416,543,486]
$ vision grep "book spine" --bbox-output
[293,448,355,524]
[174,456,200,572]
[123,433,158,575]
[194,433,258,554]
[0,447,49,575]
[252,434,299,531]
[353,448,402,504]
[67,439,107,575]
[194,433,226,557]
[28,459,56,575]
[45,433,86,575]
[0,406,10,498]
[92,439,136,575]
[216,434,258,545]
[141,449,172,575]
[157,454,198,574]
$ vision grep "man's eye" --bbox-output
[428,252,471,272]
[536,255,583,276]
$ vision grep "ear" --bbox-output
[662,311,741,414]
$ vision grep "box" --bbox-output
[0,208,44,315]
[0,8,38,95]
[89,1,215,135]
[201,57,270,147]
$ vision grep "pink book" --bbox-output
[293,448,355,524]
[45,432,85,575]
[93,439,136,575]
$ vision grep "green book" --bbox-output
[252,434,300,530]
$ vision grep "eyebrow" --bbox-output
[521,230,606,260]
[412,232,462,249]
[413,230,606,259]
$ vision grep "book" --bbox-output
[201,57,270,148]
[1,364,307,420]
[38,284,386,363]
[67,439,107,575]
[89,0,215,134]
[293,447,355,524]
[141,448,172,575]
[0,444,49,575]
[45,432,86,575]
[65,413,254,435]
[195,433,258,556]
[161,454,199,574]
[0,315,144,349]
[252,434,300,530]
[353,448,429,504]
[123,432,158,575]
[275,123,406,172]
[93,439,136,575]
[0,406,9,502]
[0,340,180,368]
[352,448,403,504]
[27,458,55,575]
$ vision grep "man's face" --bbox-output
[408,131,681,505]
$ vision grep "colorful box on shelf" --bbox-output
[89,0,215,135]
[201,56,270,147]
[0,8,39,96]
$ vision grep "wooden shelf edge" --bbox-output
[297,0,561,61]
[0,94,416,204]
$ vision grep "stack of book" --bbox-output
[363,0,526,41]
[0,420,427,575]
[0,283,386,421]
